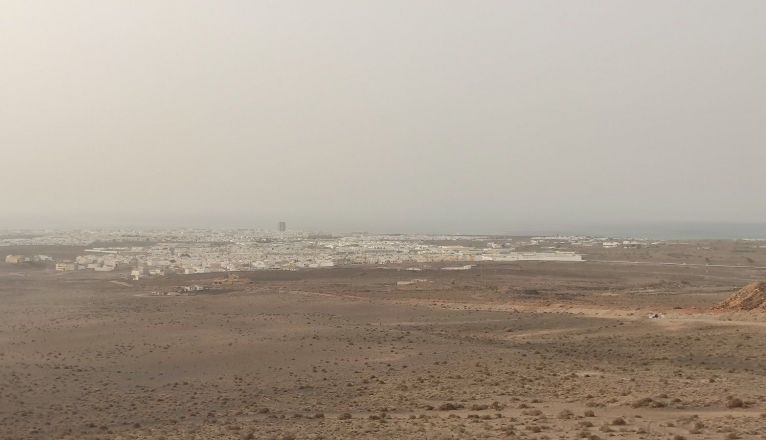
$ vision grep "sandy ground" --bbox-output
[2,246,766,439]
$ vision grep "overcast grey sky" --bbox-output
[1,1,765,233]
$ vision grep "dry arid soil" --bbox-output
[2,242,766,439]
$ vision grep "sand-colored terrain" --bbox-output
[2,245,766,439]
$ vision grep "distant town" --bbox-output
[0,224,677,279]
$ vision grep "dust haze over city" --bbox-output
[3,1,766,439]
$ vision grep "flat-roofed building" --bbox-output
[55,262,76,272]
[4,255,26,264]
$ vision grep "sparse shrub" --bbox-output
[726,397,744,409]
[631,397,666,408]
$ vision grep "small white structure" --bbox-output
[397,278,428,286]
[442,265,474,271]
[55,262,76,272]
[5,255,26,264]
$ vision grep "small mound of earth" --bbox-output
[714,282,766,311]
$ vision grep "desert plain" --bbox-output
[2,241,766,439]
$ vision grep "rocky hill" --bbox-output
[714,282,766,311]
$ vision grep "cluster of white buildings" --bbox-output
[524,236,649,249]
[2,229,600,277]
[5,254,52,264]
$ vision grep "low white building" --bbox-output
[5,255,26,264]
[55,262,76,271]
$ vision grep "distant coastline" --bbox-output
[511,222,766,240]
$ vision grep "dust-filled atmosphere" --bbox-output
[3,1,766,439]
[3,235,766,439]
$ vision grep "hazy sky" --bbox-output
[2,1,765,233]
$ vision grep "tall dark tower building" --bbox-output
[278,221,286,232]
